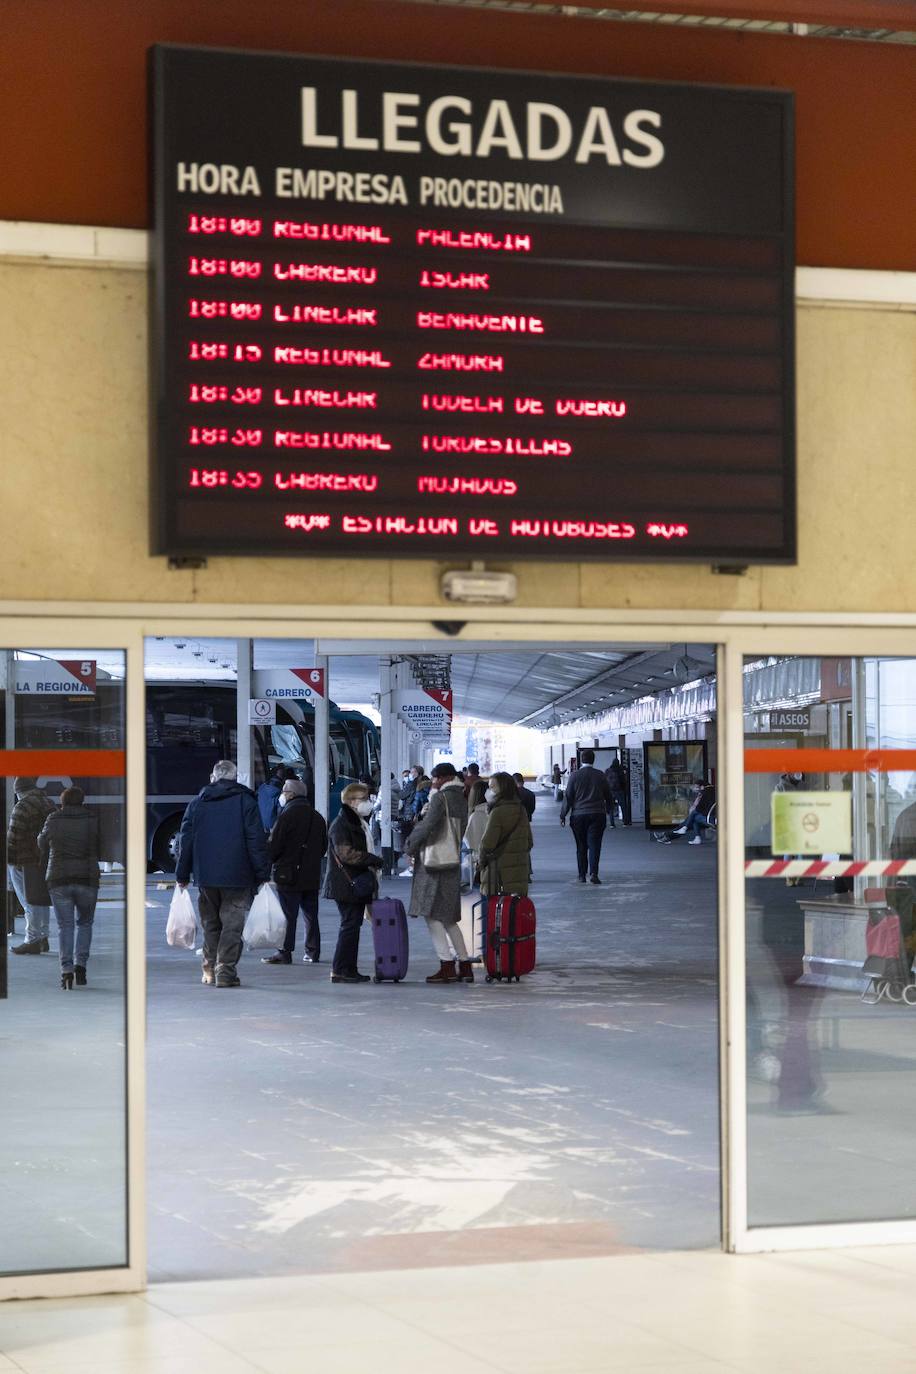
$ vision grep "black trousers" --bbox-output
[277,887,320,960]
[333,901,365,975]
[570,814,606,879]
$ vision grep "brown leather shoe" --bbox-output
[457,960,475,983]
[426,960,457,983]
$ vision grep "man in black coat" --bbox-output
[512,772,537,820]
[263,779,328,966]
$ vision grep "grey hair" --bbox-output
[210,759,238,782]
[281,779,308,798]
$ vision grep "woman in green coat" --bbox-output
[478,772,533,897]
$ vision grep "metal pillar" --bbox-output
[236,639,253,787]
[379,657,395,873]
[851,657,868,900]
[314,653,330,822]
[4,652,15,955]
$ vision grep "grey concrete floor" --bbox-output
[147,805,722,1281]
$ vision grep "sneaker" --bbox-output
[261,953,292,965]
[330,971,371,984]
[688,836,702,846]
[215,974,241,988]
[302,954,319,964]
[201,969,215,985]
[589,875,601,884]
[577,875,586,883]
[12,939,44,955]
[673,826,688,836]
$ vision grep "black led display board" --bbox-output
[150,44,795,563]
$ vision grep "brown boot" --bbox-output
[426,960,457,983]
[457,960,475,983]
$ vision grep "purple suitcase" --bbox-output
[370,898,409,983]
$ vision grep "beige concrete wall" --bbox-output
[1,258,913,614]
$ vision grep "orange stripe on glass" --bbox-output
[0,750,125,777]
[745,748,916,774]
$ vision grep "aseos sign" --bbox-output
[15,660,97,695]
[151,46,795,565]
[395,689,453,741]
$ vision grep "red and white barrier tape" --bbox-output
[745,859,916,879]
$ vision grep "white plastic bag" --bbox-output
[166,885,198,950]
[242,882,287,950]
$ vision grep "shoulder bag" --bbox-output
[330,840,376,901]
[421,791,464,871]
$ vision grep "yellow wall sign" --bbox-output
[771,791,852,856]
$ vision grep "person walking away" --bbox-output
[397,765,420,849]
[176,759,270,988]
[257,765,297,833]
[560,749,613,883]
[464,761,481,800]
[263,779,327,965]
[673,782,716,844]
[463,785,489,881]
[323,781,382,983]
[37,787,100,990]
[8,776,55,954]
[605,758,628,827]
[479,772,532,900]
[411,773,432,822]
[405,762,469,983]
[512,773,536,821]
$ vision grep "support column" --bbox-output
[236,639,253,787]
[851,657,868,901]
[379,657,395,873]
[314,654,330,822]
[4,651,15,952]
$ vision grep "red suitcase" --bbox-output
[484,893,536,983]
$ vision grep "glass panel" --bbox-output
[0,649,127,1274]
[745,654,916,1227]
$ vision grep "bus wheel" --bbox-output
[153,819,181,874]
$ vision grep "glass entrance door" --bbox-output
[0,647,128,1278]
[742,652,916,1234]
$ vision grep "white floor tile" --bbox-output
[145,1274,355,1317]
[0,1298,230,1372]
[179,1303,421,1353]
[250,1336,504,1374]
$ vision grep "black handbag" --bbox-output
[330,844,375,901]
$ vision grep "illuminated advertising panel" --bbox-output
[151,45,795,562]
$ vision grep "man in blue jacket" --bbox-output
[176,759,270,988]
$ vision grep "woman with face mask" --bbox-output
[478,772,533,902]
[405,762,470,983]
[322,782,383,984]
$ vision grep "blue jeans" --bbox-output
[684,813,712,839]
[570,813,606,879]
[9,864,51,942]
[50,884,98,971]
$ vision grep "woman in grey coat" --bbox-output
[405,762,470,983]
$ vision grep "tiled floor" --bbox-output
[6,1245,916,1373]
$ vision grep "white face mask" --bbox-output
[356,799,374,817]
[278,793,289,808]
[485,787,498,804]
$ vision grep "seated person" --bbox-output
[674,783,716,845]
